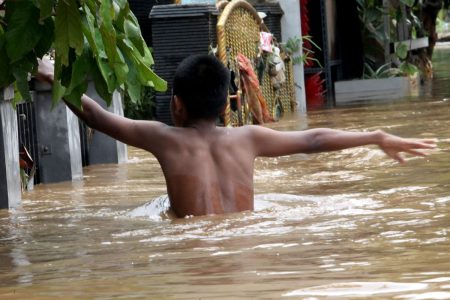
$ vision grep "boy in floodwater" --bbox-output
[37,55,436,218]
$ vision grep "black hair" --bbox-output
[173,54,230,120]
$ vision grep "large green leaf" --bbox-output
[113,47,129,84]
[115,1,130,33]
[81,5,99,57]
[52,80,67,107]
[4,1,43,63]
[66,48,91,96]
[91,58,112,105]
[82,5,109,61]
[135,61,166,91]
[118,39,165,91]
[99,0,116,66]
[114,0,128,10]
[97,58,117,93]
[36,0,54,21]
[52,54,67,106]
[54,0,84,66]
[0,33,13,87]
[64,80,87,109]
[34,17,54,58]
[11,58,36,101]
[124,56,141,104]
[124,18,145,56]
[60,49,77,88]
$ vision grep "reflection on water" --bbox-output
[1,46,450,299]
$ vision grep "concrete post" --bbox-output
[85,83,127,165]
[0,86,21,209]
[279,0,307,114]
[34,82,83,183]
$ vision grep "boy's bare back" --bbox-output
[156,125,255,217]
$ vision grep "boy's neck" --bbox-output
[182,118,217,131]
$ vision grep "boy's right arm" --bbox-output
[36,58,170,156]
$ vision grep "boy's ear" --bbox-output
[173,95,184,114]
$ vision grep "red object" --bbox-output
[301,0,325,107]
[19,145,34,170]
[300,0,314,67]
[305,72,325,109]
[237,53,275,124]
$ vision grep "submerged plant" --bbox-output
[362,62,401,79]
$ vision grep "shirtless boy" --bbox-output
[37,55,436,218]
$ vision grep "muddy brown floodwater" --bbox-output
[1,46,450,299]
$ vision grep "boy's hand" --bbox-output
[36,58,55,84]
[377,130,437,163]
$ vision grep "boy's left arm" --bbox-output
[248,125,436,163]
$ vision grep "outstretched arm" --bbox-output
[36,58,169,155]
[249,125,436,163]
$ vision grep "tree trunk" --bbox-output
[415,0,443,81]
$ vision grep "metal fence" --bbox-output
[16,101,40,184]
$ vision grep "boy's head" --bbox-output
[172,54,230,122]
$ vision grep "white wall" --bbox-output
[278,0,306,113]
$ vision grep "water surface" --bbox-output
[1,46,450,299]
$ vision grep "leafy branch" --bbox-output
[0,0,167,108]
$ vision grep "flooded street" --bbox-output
[1,46,450,299]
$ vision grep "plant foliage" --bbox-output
[356,0,387,68]
[280,35,322,67]
[362,62,401,79]
[0,0,167,108]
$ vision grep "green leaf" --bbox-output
[114,47,129,84]
[13,82,24,108]
[60,49,77,87]
[124,19,145,56]
[91,59,112,105]
[118,40,165,91]
[142,46,155,68]
[54,0,84,66]
[11,59,36,101]
[97,59,117,93]
[99,1,120,68]
[66,47,91,96]
[81,5,99,57]
[52,54,67,106]
[114,0,128,10]
[52,80,67,107]
[34,18,55,58]
[399,62,418,76]
[135,61,166,91]
[123,57,141,104]
[0,35,13,87]
[115,1,130,33]
[82,4,109,60]
[36,0,54,21]
[4,1,43,63]
[396,42,408,60]
[99,0,115,35]
[64,80,87,109]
